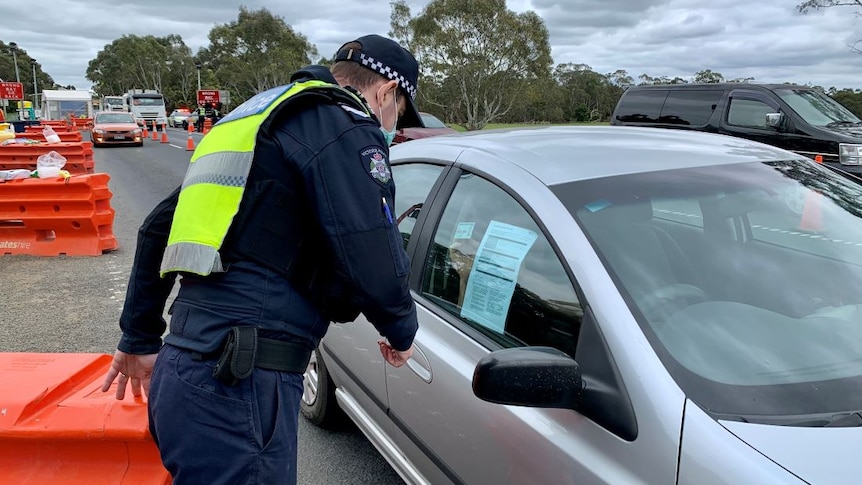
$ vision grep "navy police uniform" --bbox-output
[117,35,422,485]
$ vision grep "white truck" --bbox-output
[102,96,126,112]
[123,90,168,130]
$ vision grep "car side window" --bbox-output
[614,89,668,123]
[392,163,445,248]
[421,173,583,357]
[658,90,723,126]
[727,98,774,129]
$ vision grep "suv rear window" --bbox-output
[658,90,723,126]
[614,89,668,123]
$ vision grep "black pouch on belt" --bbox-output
[212,326,258,386]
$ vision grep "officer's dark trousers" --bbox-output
[148,344,304,484]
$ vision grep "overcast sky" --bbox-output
[2,0,861,92]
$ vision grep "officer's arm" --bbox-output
[117,187,180,355]
[296,126,418,351]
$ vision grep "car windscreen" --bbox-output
[420,113,448,128]
[776,89,861,127]
[553,159,862,425]
[96,114,135,124]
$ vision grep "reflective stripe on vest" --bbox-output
[160,80,368,277]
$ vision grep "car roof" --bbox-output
[392,125,805,186]
[624,82,808,91]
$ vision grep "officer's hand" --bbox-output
[378,341,413,368]
[101,350,158,400]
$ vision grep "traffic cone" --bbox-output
[188,120,193,134]
[141,122,148,138]
[161,123,169,143]
[151,124,158,141]
[186,134,195,151]
[799,190,823,232]
[814,154,823,164]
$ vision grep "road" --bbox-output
[0,126,405,485]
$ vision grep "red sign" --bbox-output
[0,82,24,100]
[197,90,220,105]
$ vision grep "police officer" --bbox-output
[101,34,424,485]
[196,104,206,132]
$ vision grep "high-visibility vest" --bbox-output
[160,81,369,277]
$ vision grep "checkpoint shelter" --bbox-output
[41,90,93,121]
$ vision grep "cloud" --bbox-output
[543,0,862,88]
[3,0,861,91]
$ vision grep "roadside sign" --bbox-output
[197,89,220,105]
[0,82,24,100]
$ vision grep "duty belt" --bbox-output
[191,326,312,384]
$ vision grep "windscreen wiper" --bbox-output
[716,411,862,427]
[780,411,862,428]
[825,412,862,428]
[825,121,862,128]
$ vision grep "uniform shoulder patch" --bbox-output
[361,146,391,184]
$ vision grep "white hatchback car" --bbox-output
[303,126,862,484]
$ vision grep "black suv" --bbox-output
[611,83,862,173]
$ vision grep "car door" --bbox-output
[719,89,788,148]
[384,168,677,485]
[320,162,447,429]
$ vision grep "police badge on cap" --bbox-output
[335,34,424,129]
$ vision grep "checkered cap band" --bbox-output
[358,52,417,100]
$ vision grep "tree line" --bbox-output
[0,41,60,108]
[4,1,861,128]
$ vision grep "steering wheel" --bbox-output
[635,284,708,322]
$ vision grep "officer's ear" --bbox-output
[376,80,399,107]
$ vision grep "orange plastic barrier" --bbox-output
[72,118,94,130]
[0,173,118,256]
[17,130,83,143]
[0,353,170,484]
[42,120,69,130]
[0,141,95,174]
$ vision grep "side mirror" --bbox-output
[765,112,784,128]
[472,347,583,409]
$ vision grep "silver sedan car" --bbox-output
[302,126,862,484]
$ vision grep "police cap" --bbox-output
[335,34,424,128]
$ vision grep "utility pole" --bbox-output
[31,58,39,111]
[8,42,21,84]
[9,42,22,119]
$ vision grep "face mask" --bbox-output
[377,87,398,146]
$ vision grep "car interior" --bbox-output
[572,167,862,387]
[421,174,582,358]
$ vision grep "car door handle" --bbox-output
[405,344,432,383]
